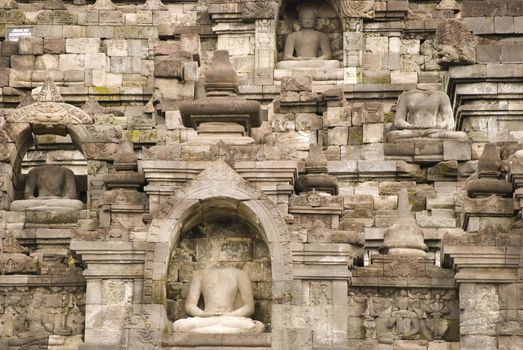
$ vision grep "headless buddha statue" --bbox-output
[387,89,467,142]
[10,164,83,211]
[173,266,265,334]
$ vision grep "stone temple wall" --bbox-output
[0,0,521,349]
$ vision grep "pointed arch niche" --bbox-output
[144,160,293,336]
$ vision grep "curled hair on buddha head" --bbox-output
[296,1,318,16]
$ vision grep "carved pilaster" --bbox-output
[255,19,276,86]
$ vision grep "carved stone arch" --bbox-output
[144,159,292,311]
[0,79,102,169]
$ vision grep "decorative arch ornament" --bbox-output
[6,78,93,126]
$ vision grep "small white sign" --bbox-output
[5,26,33,42]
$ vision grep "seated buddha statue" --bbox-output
[173,266,265,334]
[275,1,341,70]
[10,164,84,211]
[387,89,467,142]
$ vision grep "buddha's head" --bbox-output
[297,2,318,29]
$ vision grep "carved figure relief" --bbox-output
[1,287,85,347]
[309,281,331,306]
[349,288,458,343]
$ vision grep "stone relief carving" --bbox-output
[1,287,84,348]
[0,237,39,275]
[309,281,331,306]
[0,0,18,9]
[123,311,159,350]
[340,0,375,18]
[141,0,168,11]
[6,79,93,126]
[434,20,479,67]
[349,288,457,343]
[243,1,278,20]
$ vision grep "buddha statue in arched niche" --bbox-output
[276,0,342,70]
[10,164,83,212]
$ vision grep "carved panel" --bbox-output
[0,287,85,347]
[348,288,459,343]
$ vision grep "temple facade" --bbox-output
[0,0,521,349]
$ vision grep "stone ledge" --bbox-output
[161,333,271,347]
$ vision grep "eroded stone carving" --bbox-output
[173,266,265,333]
[141,0,168,11]
[387,89,467,142]
[91,0,116,10]
[243,1,278,20]
[0,0,17,10]
[10,164,83,212]
[340,0,374,18]
[276,1,341,70]
[378,291,422,344]
[0,237,39,275]
[7,79,93,127]
[434,20,479,67]
[3,288,84,347]
[425,293,450,340]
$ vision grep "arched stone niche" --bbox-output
[277,0,343,62]
[166,197,272,326]
[144,160,293,341]
[0,79,121,209]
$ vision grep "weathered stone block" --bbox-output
[476,45,501,63]
[363,123,383,143]
[501,44,523,63]
[18,37,44,55]
[66,38,101,54]
[495,16,515,33]
[328,127,348,146]
[35,54,59,70]
[463,1,505,17]
[11,55,35,70]
[463,17,495,34]
[443,141,471,161]
[9,69,31,87]
[296,113,322,131]
[110,56,133,73]
[181,33,201,60]
[390,71,417,84]
[85,25,114,39]
[349,126,363,145]
[183,61,198,82]
[154,57,183,78]
[515,16,523,33]
[60,54,85,70]
[62,25,86,38]
[1,41,18,57]
[85,53,107,70]
[0,68,9,87]
[44,38,65,54]
[64,70,84,82]
[99,10,124,25]
[106,39,129,57]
